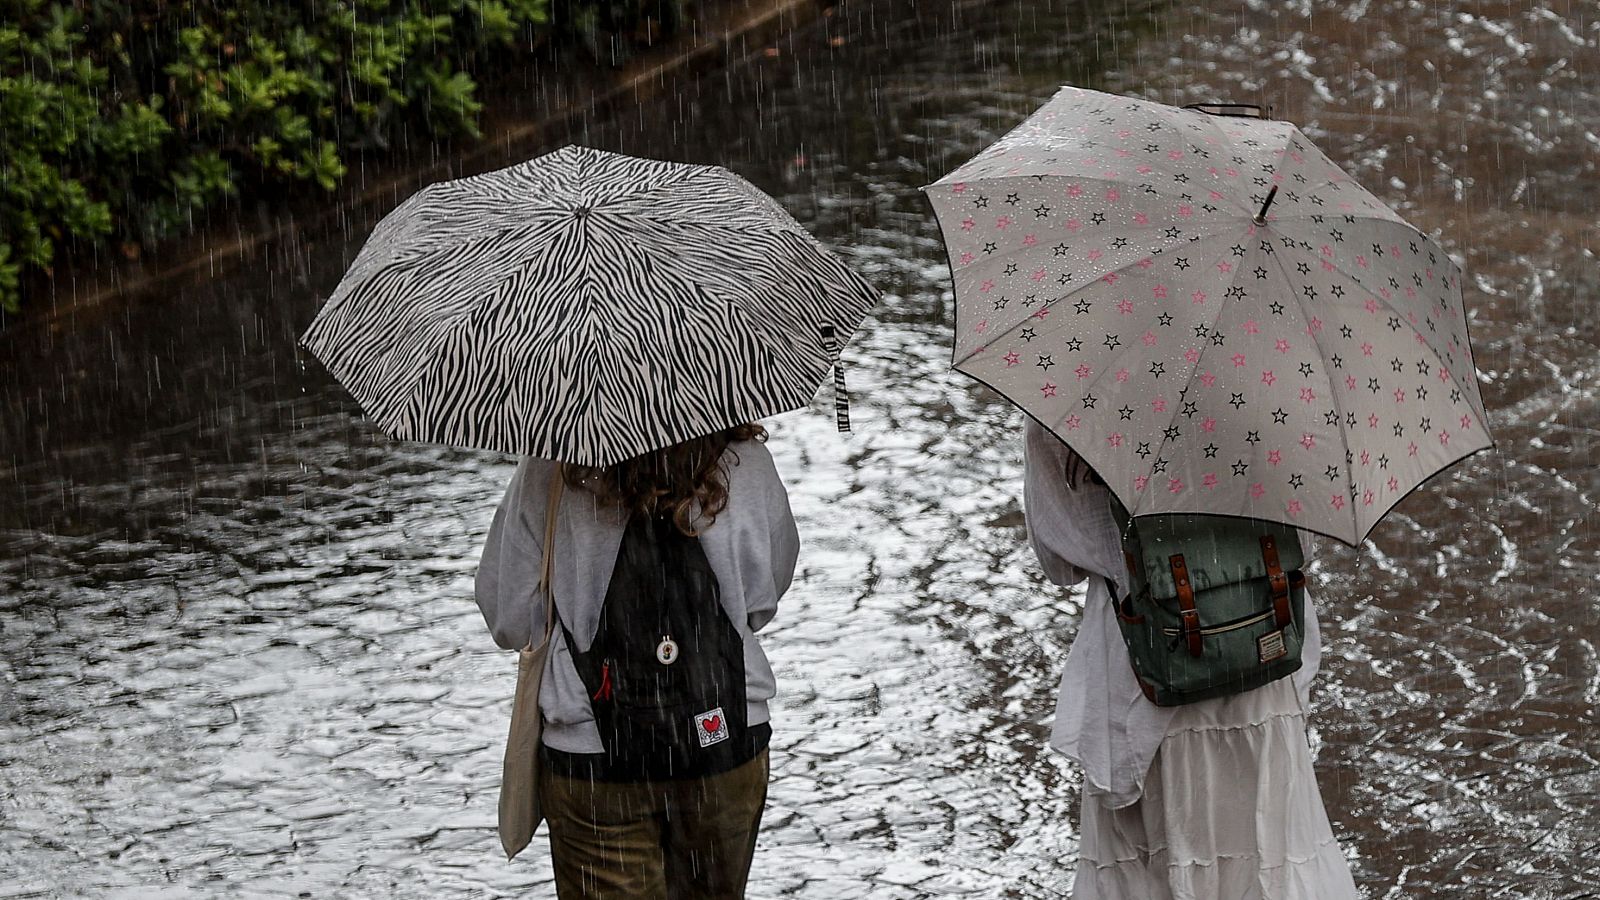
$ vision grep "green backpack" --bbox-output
[1108,498,1307,706]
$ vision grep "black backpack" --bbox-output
[561,513,748,779]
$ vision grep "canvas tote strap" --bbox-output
[533,466,564,649]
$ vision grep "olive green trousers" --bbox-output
[540,749,769,899]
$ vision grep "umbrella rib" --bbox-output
[1277,218,1477,410]
[953,221,1246,366]
[1146,104,1257,220]
[1115,236,1252,517]
[1262,241,1362,538]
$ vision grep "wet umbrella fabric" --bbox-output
[925,86,1491,546]
[301,145,879,467]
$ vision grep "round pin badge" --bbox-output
[656,637,679,665]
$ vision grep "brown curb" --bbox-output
[22,0,827,334]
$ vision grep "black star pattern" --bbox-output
[1074,299,1093,314]
[1204,444,1218,458]
[1175,258,1191,270]
[1288,474,1304,489]
[1324,411,1340,426]
[1118,405,1134,421]
[1163,425,1181,441]
[1296,261,1311,275]
[1393,423,1405,437]
[1232,460,1250,476]
[1019,327,1037,342]
[1152,458,1170,474]
[1254,267,1268,280]
[1245,431,1260,444]
[1325,466,1340,481]
[1378,454,1390,469]
[1182,401,1198,418]
[1004,262,1019,275]
[1104,334,1121,350]
[1298,363,1315,377]
[1004,192,1020,205]
[1272,408,1289,424]
[1165,227,1182,239]
[1340,325,1353,339]
[1082,395,1098,410]
[993,298,1009,310]
[1053,243,1069,257]
[1065,338,1083,353]
[1232,245,1246,257]
[1367,377,1381,393]
[984,242,998,254]
[1230,393,1246,409]
[1137,442,1152,458]
[1157,313,1174,327]
[1111,237,1129,249]
[1089,212,1106,225]
[973,196,990,208]
[1270,301,1285,316]
[1149,362,1166,377]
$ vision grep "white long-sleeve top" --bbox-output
[475,440,800,753]
[1022,420,1322,809]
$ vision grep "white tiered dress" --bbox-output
[1023,421,1362,899]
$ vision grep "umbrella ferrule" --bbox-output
[1253,185,1279,226]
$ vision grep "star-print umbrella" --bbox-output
[924,87,1492,545]
[302,145,879,466]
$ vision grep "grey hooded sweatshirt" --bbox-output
[475,440,800,754]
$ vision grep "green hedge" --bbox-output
[0,0,686,314]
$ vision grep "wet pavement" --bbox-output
[2,0,1597,897]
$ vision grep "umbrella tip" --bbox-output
[1253,185,1279,226]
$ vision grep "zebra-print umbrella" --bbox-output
[301,145,879,466]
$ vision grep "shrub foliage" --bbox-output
[0,0,685,313]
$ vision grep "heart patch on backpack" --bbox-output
[694,708,729,748]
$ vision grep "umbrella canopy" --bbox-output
[925,87,1492,545]
[302,145,879,466]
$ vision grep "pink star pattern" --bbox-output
[927,85,1490,543]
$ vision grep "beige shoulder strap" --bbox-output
[535,466,564,647]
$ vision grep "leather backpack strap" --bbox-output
[533,466,565,649]
[1260,535,1293,630]
[1168,553,1203,658]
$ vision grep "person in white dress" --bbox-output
[1022,419,1363,899]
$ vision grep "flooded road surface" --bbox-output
[3,0,1597,897]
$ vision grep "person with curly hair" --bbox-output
[475,423,799,898]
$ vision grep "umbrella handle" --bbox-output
[1182,102,1271,120]
[819,324,851,433]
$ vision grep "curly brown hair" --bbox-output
[561,424,768,536]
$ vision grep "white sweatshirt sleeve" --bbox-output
[1022,420,1127,596]
[474,458,549,651]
